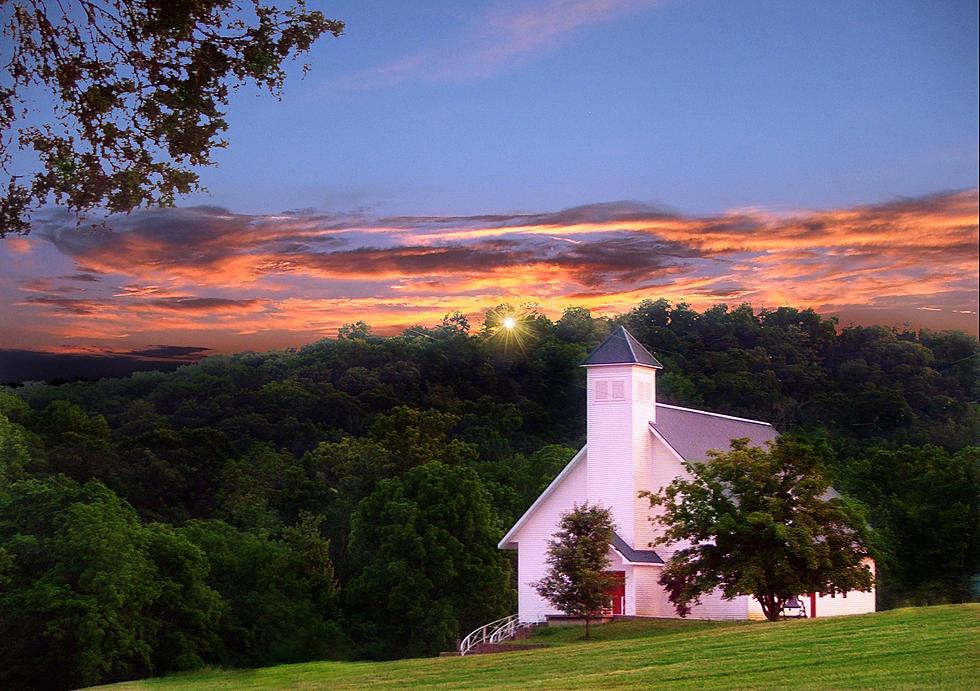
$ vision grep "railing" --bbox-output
[459,614,530,656]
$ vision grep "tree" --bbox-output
[0,477,221,689]
[179,517,346,666]
[439,311,471,335]
[840,443,979,607]
[338,321,373,340]
[555,306,604,345]
[0,0,343,236]
[0,411,31,488]
[345,462,513,659]
[534,503,616,638]
[645,437,875,621]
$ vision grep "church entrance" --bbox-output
[604,571,626,615]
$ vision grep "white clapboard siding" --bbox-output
[747,559,877,620]
[586,364,656,545]
[513,450,589,622]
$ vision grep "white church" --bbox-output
[498,326,876,622]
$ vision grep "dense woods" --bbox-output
[1,300,978,688]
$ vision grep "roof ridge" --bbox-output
[621,327,639,361]
[655,403,774,426]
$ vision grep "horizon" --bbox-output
[0,295,973,386]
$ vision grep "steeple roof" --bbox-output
[581,326,663,368]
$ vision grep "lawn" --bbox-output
[100,604,979,690]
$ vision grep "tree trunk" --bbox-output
[758,595,781,622]
[584,613,591,638]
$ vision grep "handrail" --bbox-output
[459,614,528,656]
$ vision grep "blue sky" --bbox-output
[192,0,978,216]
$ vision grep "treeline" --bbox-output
[0,300,978,688]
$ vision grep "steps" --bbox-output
[466,642,546,654]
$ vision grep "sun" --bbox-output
[484,305,534,355]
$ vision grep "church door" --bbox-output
[605,571,626,615]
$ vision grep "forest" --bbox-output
[1,299,977,689]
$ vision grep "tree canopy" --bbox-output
[534,503,616,638]
[645,437,876,621]
[345,462,513,659]
[0,476,222,689]
[0,0,343,236]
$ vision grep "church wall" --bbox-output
[513,450,589,622]
[638,433,693,560]
[633,566,669,616]
[746,559,877,619]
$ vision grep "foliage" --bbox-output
[0,411,31,487]
[0,476,221,689]
[345,462,513,658]
[179,517,345,667]
[0,0,343,236]
[534,503,616,637]
[839,444,980,607]
[646,437,875,621]
[0,299,976,682]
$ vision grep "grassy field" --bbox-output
[101,604,979,690]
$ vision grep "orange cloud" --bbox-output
[6,237,33,254]
[6,189,977,353]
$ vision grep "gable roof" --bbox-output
[651,404,777,461]
[582,326,663,369]
[651,404,840,501]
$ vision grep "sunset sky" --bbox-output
[1,0,978,376]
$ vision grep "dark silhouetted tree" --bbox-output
[0,477,222,689]
[1,1,343,235]
[345,462,513,658]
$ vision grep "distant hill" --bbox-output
[0,347,209,385]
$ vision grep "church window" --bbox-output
[611,380,625,399]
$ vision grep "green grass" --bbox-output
[100,604,979,690]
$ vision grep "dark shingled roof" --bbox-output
[651,404,777,461]
[582,326,663,368]
[611,532,664,564]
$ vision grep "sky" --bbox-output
[0,0,978,377]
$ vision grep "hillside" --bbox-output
[3,304,977,688]
[102,605,979,690]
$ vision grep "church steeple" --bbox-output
[580,327,660,546]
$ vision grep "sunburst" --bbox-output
[485,304,534,354]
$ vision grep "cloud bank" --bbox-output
[2,189,977,355]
